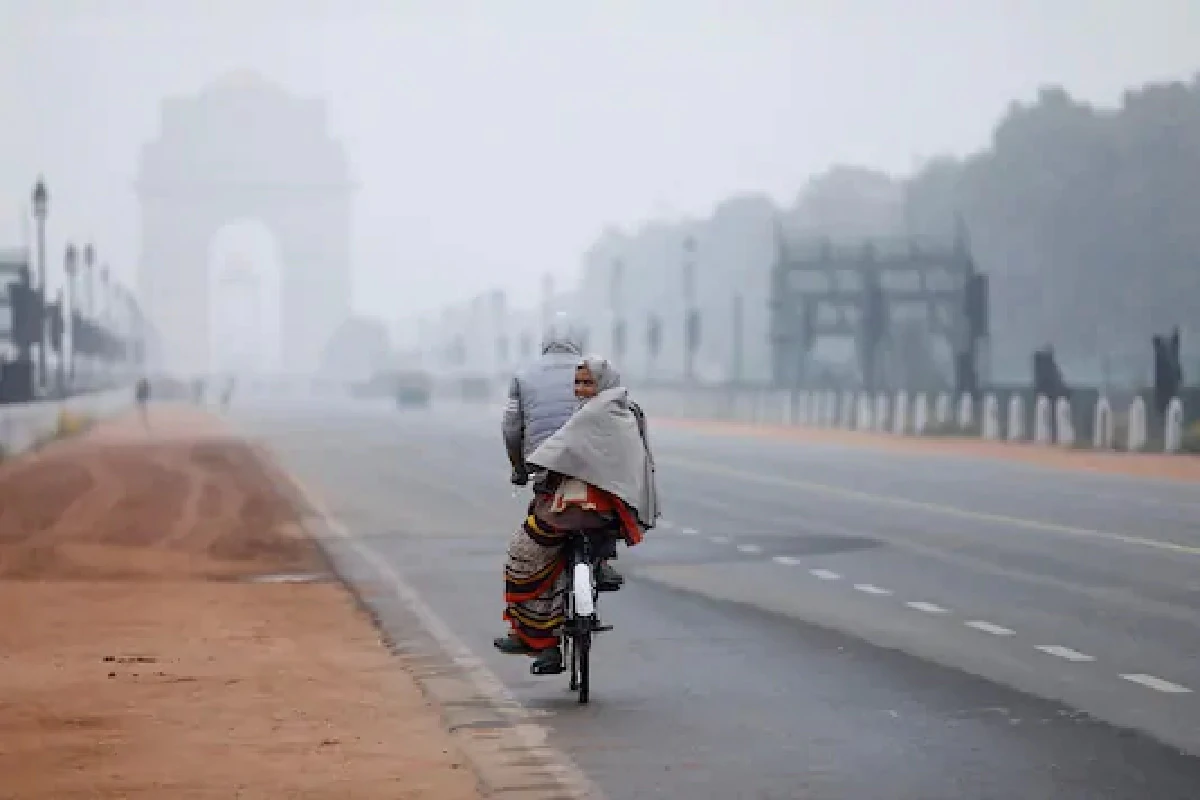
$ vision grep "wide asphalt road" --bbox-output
[237,395,1200,799]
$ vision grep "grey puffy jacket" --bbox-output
[502,343,581,462]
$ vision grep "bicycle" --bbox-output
[511,471,614,704]
[559,528,614,704]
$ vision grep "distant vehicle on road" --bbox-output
[394,370,432,408]
[459,375,491,403]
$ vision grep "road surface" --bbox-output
[238,396,1200,799]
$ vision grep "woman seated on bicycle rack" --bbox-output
[494,355,659,675]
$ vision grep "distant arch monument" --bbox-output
[136,72,353,374]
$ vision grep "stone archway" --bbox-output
[136,72,354,375]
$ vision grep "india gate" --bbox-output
[135,72,354,375]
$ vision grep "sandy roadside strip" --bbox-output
[658,417,1200,483]
[0,405,482,799]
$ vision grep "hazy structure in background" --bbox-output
[421,76,1200,395]
[136,73,354,376]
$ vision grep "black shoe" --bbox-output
[530,646,564,675]
[596,561,624,591]
[493,634,537,656]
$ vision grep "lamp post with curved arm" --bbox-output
[64,243,78,388]
[31,177,48,393]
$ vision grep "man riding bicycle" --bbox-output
[502,320,624,588]
[496,355,658,675]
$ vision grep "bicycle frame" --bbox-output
[511,484,612,704]
[561,530,612,704]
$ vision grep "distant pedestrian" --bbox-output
[135,377,151,428]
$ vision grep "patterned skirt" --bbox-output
[503,513,569,650]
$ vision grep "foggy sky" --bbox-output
[1,0,1197,333]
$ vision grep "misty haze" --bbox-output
[2,3,1200,798]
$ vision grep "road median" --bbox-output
[0,404,481,798]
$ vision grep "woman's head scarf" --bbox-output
[578,356,622,404]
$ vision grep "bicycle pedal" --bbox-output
[596,582,622,593]
[593,624,613,632]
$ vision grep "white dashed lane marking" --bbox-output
[1120,674,1192,693]
[905,601,950,615]
[965,620,1016,636]
[1036,645,1095,662]
[671,520,1194,698]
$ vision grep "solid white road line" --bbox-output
[853,583,893,596]
[1035,645,1095,662]
[905,601,950,615]
[965,620,1016,636]
[809,569,841,581]
[1120,674,1193,693]
[772,556,804,566]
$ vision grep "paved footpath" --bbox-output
[0,404,482,799]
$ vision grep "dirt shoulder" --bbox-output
[659,418,1200,483]
[0,404,481,799]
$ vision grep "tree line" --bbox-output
[777,74,1200,384]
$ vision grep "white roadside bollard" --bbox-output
[1055,396,1075,447]
[982,394,1001,440]
[893,391,910,435]
[1092,396,1114,450]
[935,393,952,426]
[774,391,789,424]
[913,393,929,434]
[1127,396,1148,451]
[874,393,890,433]
[1007,394,1025,442]
[797,392,810,426]
[840,392,856,429]
[957,392,974,431]
[1164,396,1185,453]
[1034,395,1053,444]
[856,393,874,431]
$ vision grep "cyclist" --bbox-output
[502,319,624,589]
[495,356,658,675]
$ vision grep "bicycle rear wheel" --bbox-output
[575,629,591,704]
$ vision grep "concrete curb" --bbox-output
[254,444,606,800]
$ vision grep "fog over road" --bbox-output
[237,397,1200,799]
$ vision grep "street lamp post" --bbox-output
[610,259,625,361]
[64,243,78,388]
[83,244,95,386]
[31,177,48,394]
[682,236,698,383]
[732,292,744,385]
[100,264,110,380]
